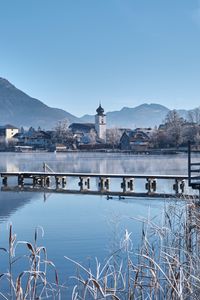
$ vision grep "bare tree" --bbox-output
[165,110,185,148]
[106,128,122,149]
[165,110,184,126]
[54,119,73,144]
[150,129,168,149]
[187,108,200,147]
[188,107,200,125]
[88,129,97,144]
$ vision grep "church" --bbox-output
[69,104,106,142]
[95,104,106,140]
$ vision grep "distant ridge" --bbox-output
[80,103,170,128]
[0,78,78,129]
[0,77,195,129]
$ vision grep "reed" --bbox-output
[0,224,60,299]
[0,199,200,299]
[66,199,200,299]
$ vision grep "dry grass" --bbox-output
[66,199,200,300]
[0,224,60,299]
[1,199,200,299]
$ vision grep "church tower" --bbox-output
[95,104,106,141]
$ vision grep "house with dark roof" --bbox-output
[69,123,95,135]
[120,129,151,151]
[14,130,52,149]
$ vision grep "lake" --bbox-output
[0,152,196,297]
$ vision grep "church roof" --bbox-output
[96,104,105,115]
[69,123,95,133]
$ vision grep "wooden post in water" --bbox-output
[173,179,185,195]
[45,176,51,187]
[2,176,7,186]
[79,176,90,190]
[55,176,61,186]
[61,177,66,188]
[188,140,200,203]
[99,177,109,191]
[121,177,134,193]
[145,178,156,194]
[18,175,24,186]
[188,141,191,187]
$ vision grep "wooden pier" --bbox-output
[1,142,200,199]
[188,141,200,191]
[0,170,192,198]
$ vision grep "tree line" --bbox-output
[151,108,200,149]
[1,108,200,151]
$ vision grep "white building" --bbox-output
[0,124,19,139]
[95,104,106,141]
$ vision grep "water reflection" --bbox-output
[0,152,196,222]
[0,192,36,222]
[0,152,191,174]
[0,152,197,297]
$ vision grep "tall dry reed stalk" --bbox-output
[66,199,200,300]
[1,199,200,299]
[0,224,60,299]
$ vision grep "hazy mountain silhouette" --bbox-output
[0,77,192,129]
[0,78,78,129]
[80,103,171,128]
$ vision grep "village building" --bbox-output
[95,104,106,141]
[69,123,95,135]
[0,124,19,139]
[14,130,52,149]
[69,104,107,144]
[120,128,152,151]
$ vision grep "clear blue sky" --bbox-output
[0,0,200,116]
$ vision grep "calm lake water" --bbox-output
[0,152,197,296]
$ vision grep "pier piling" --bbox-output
[0,171,192,198]
[145,178,157,194]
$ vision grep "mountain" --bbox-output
[0,77,191,129]
[80,103,171,128]
[0,78,78,129]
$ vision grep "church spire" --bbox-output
[96,104,104,116]
[95,103,106,141]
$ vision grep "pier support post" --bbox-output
[79,177,90,190]
[55,176,67,188]
[18,175,24,186]
[33,176,44,186]
[61,177,67,188]
[45,176,51,187]
[99,177,110,191]
[33,177,36,186]
[121,178,134,192]
[33,176,39,186]
[2,177,7,186]
[42,176,51,187]
[173,179,185,195]
[55,177,60,186]
[145,178,156,194]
